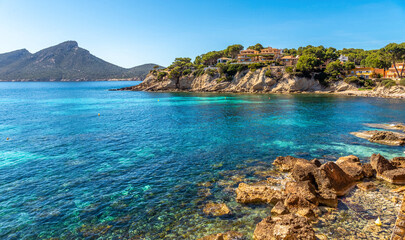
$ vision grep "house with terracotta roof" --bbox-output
[347,67,386,79]
[217,57,233,64]
[280,56,299,66]
[237,47,283,63]
[386,63,405,79]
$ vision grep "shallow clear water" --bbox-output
[0,81,404,239]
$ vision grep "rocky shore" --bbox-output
[194,123,405,239]
[115,67,405,99]
[197,153,405,240]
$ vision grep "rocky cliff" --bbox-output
[119,67,405,98]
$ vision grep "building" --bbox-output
[338,55,349,63]
[280,55,299,66]
[237,47,282,63]
[347,67,385,79]
[386,63,405,79]
[217,57,233,64]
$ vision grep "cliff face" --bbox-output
[119,67,405,98]
[122,68,354,93]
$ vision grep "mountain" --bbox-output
[0,41,163,81]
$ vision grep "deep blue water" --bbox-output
[0,81,404,239]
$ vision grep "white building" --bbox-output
[338,55,349,63]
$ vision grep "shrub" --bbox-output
[248,62,266,72]
[182,69,192,76]
[265,69,273,78]
[205,68,217,77]
[344,76,362,85]
[400,78,405,86]
[381,79,397,88]
[216,77,227,83]
[285,66,294,74]
[157,71,168,81]
[193,69,205,77]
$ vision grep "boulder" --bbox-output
[362,163,376,178]
[253,214,316,240]
[284,194,318,219]
[392,157,405,168]
[203,202,231,216]
[370,154,396,175]
[319,162,356,196]
[310,158,322,167]
[285,181,318,205]
[291,161,338,208]
[336,155,364,180]
[273,156,308,171]
[235,182,285,204]
[198,231,245,240]
[378,168,405,185]
[271,201,289,216]
[357,182,377,191]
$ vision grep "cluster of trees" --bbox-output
[157,42,405,87]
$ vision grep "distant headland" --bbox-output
[0,41,163,81]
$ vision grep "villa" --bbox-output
[347,67,386,79]
[338,55,349,63]
[386,63,405,79]
[217,57,233,64]
[280,55,299,66]
[237,47,282,63]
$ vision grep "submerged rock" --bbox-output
[198,231,245,240]
[235,182,285,204]
[203,202,231,217]
[253,214,316,240]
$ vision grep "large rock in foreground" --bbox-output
[378,168,405,185]
[336,155,364,180]
[235,182,285,204]
[253,214,316,240]
[320,162,356,196]
[273,156,309,172]
[370,153,396,175]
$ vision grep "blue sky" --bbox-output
[0,0,404,67]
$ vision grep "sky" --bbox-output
[0,0,404,68]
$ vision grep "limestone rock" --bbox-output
[392,157,405,168]
[357,182,377,191]
[351,131,405,146]
[271,201,289,216]
[378,168,405,185]
[336,155,364,180]
[198,231,245,240]
[320,162,356,196]
[273,156,308,172]
[235,182,285,204]
[203,202,231,216]
[362,163,376,178]
[253,214,316,240]
[284,194,318,219]
[285,181,318,205]
[370,153,396,175]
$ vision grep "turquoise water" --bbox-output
[0,81,404,239]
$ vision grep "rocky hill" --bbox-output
[0,41,162,81]
[118,67,405,98]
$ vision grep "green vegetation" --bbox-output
[247,43,264,51]
[248,62,266,72]
[285,66,294,74]
[205,68,217,77]
[265,69,272,78]
[343,76,374,87]
[157,71,167,81]
[381,79,397,88]
[400,78,405,86]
